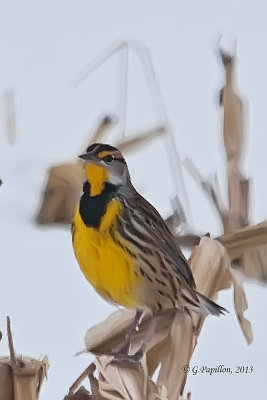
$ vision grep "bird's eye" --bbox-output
[103,154,114,163]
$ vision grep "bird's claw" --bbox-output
[105,347,144,368]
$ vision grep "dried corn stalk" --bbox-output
[183,159,267,283]
[217,221,267,283]
[0,317,49,400]
[219,47,249,233]
[67,237,252,400]
[182,44,267,284]
[0,356,49,400]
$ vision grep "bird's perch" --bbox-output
[66,237,252,399]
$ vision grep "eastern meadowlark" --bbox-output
[72,143,226,362]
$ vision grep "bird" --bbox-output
[72,143,227,363]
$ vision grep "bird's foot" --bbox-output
[107,344,145,368]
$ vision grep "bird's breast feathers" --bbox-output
[72,199,143,308]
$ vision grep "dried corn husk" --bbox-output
[219,47,249,233]
[95,355,168,400]
[217,221,267,283]
[0,317,49,400]
[64,386,93,399]
[69,237,252,399]
[0,356,49,400]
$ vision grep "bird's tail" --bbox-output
[195,292,228,316]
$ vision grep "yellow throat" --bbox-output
[84,163,108,197]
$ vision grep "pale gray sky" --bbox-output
[0,1,267,399]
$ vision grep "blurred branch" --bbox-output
[217,221,267,258]
[172,233,201,248]
[165,195,202,248]
[116,124,165,153]
[183,158,227,225]
[80,114,117,156]
[73,41,128,87]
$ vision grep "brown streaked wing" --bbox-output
[118,187,196,289]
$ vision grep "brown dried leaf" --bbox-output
[95,355,168,400]
[64,386,93,399]
[85,308,175,377]
[220,57,244,162]
[190,237,230,296]
[191,237,252,343]
[227,268,253,344]
[84,309,136,355]
[242,243,267,283]
[157,313,194,400]
[35,163,83,225]
[217,221,267,258]
[217,221,267,283]
[157,238,229,399]
[0,361,13,400]
[0,356,49,400]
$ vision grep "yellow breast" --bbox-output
[72,199,142,308]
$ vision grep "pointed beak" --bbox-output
[78,153,100,164]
